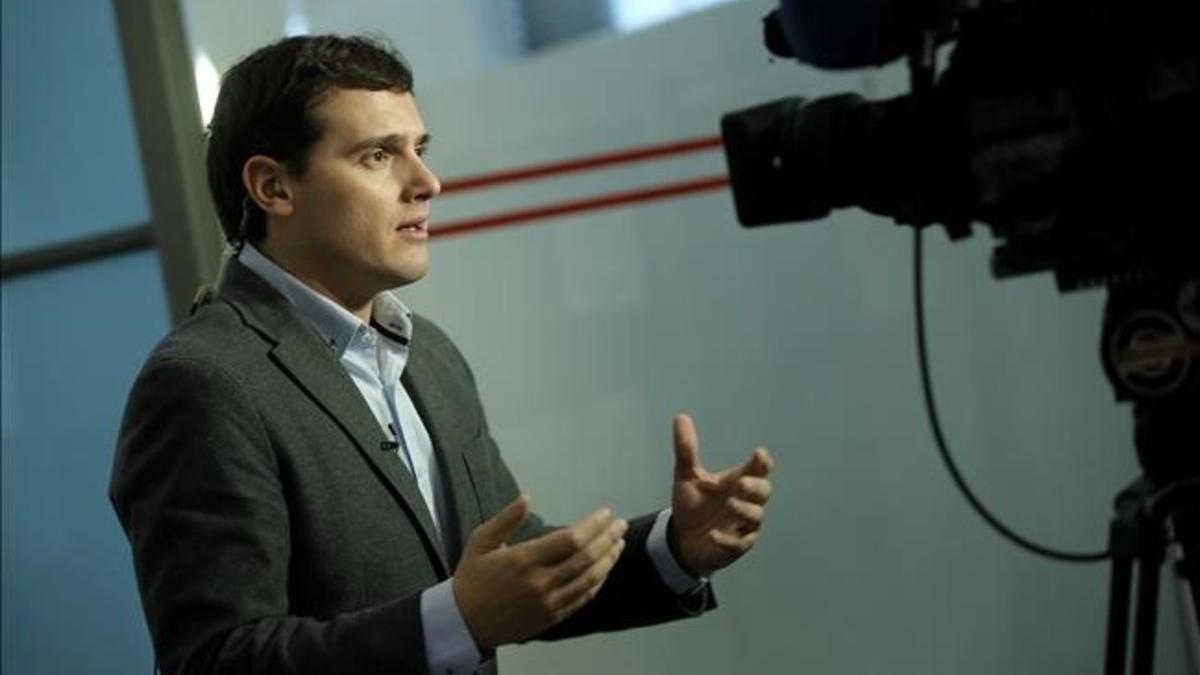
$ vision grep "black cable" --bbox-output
[913,227,1110,563]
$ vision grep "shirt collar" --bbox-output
[238,244,414,357]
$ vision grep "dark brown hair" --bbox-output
[206,35,414,245]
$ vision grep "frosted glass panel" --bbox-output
[610,0,738,32]
[0,0,150,254]
[1,251,167,675]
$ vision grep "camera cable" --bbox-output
[913,227,1111,563]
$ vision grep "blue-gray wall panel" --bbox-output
[2,250,165,674]
[1,0,150,255]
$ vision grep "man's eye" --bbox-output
[416,145,429,158]
[366,149,390,164]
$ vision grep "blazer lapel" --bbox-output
[402,358,478,568]
[217,260,450,576]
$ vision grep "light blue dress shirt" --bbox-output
[238,245,703,674]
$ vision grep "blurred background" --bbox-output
[0,0,1190,673]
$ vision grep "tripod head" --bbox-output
[1101,276,1199,485]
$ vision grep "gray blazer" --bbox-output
[110,259,712,675]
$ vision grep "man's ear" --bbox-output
[242,155,295,218]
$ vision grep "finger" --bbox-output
[516,508,614,564]
[470,493,530,551]
[709,528,759,554]
[730,447,773,481]
[745,447,774,476]
[544,518,627,587]
[673,413,704,481]
[548,537,625,618]
[725,497,765,532]
[735,476,772,505]
[707,450,772,494]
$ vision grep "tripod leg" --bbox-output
[1108,516,1137,675]
[1132,516,1167,675]
[1167,514,1200,673]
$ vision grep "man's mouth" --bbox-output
[397,218,428,232]
[396,217,430,240]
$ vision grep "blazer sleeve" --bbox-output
[109,355,429,675]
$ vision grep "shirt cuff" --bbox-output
[420,579,482,675]
[646,508,708,595]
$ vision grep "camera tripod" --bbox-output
[1103,472,1199,674]
[1100,278,1200,675]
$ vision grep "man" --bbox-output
[111,34,774,675]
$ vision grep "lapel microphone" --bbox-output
[381,423,400,452]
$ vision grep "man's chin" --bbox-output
[383,263,429,289]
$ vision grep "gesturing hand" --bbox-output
[669,413,774,578]
[452,494,627,650]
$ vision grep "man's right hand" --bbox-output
[452,494,628,650]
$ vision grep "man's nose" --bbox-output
[404,161,441,203]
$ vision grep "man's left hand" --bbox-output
[668,413,774,578]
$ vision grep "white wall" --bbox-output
[183,1,1190,673]
[181,0,522,89]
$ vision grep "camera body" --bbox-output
[722,0,1200,292]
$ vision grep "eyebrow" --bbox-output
[346,133,432,155]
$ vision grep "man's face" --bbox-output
[275,88,440,304]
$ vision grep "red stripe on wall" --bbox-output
[431,175,730,239]
[441,135,724,193]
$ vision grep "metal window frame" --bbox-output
[0,225,154,280]
[111,0,223,324]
